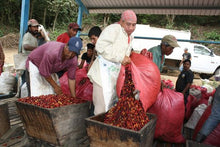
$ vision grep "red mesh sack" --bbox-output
[185,89,215,120]
[192,105,212,140]
[148,88,185,143]
[185,95,199,120]
[116,52,161,111]
[140,49,153,60]
[60,68,93,101]
[197,89,216,106]
[60,72,71,96]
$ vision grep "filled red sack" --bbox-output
[148,88,185,143]
[60,72,71,96]
[116,52,161,111]
[192,104,220,146]
[60,67,93,101]
[185,89,216,120]
[185,95,199,120]
[197,89,216,106]
[140,48,153,60]
[192,105,212,140]
[75,67,93,101]
[203,123,220,146]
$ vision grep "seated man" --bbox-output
[78,43,95,69]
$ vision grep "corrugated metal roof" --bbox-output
[80,0,220,15]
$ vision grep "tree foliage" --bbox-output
[0,0,21,26]
[1,0,220,38]
[46,0,77,31]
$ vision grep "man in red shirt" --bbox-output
[57,22,81,43]
[26,37,82,97]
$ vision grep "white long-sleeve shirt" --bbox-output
[87,24,133,86]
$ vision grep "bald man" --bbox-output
[88,10,137,115]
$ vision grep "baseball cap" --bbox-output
[68,22,81,31]
[162,35,180,48]
[68,37,82,55]
[28,19,39,27]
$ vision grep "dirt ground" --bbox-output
[161,74,202,87]
[3,47,18,65]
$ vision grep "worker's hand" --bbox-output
[121,56,131,65]
[160,81,165,91]
[54,85,63,95]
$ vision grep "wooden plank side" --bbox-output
[16,101,90,146]
[51,102,89,139]
[16,102,58,145]
[0,103,10,137]
[86,113,157,147]
[49,101,90,145]
[87,125,139,147]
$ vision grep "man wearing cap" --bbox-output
[57,22,81,43]
[25,37,82,97]
[87,10,137,115]
[148,35,180,72]
[22,19,40,55]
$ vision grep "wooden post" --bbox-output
[0,103,10,138]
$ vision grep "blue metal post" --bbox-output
[76,6,83,37]
[18,0,30,53]
[75,0,89,37]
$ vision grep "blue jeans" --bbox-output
[199,86,220,137]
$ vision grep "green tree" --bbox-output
[0,0,21,26]
[47,0,77,31]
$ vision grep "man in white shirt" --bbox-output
[22,19,41,55]
[88,10,137,115]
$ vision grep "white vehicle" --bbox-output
[132,24,220,79]
[165,42,220,79]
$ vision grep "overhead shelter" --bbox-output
[78,0,220,15]
[19,0,220,52]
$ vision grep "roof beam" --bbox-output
[86,6,220,10]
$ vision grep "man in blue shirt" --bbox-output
[148,35,179,72]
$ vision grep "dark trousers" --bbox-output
[25,70,31,97]
[184,92,189,105]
